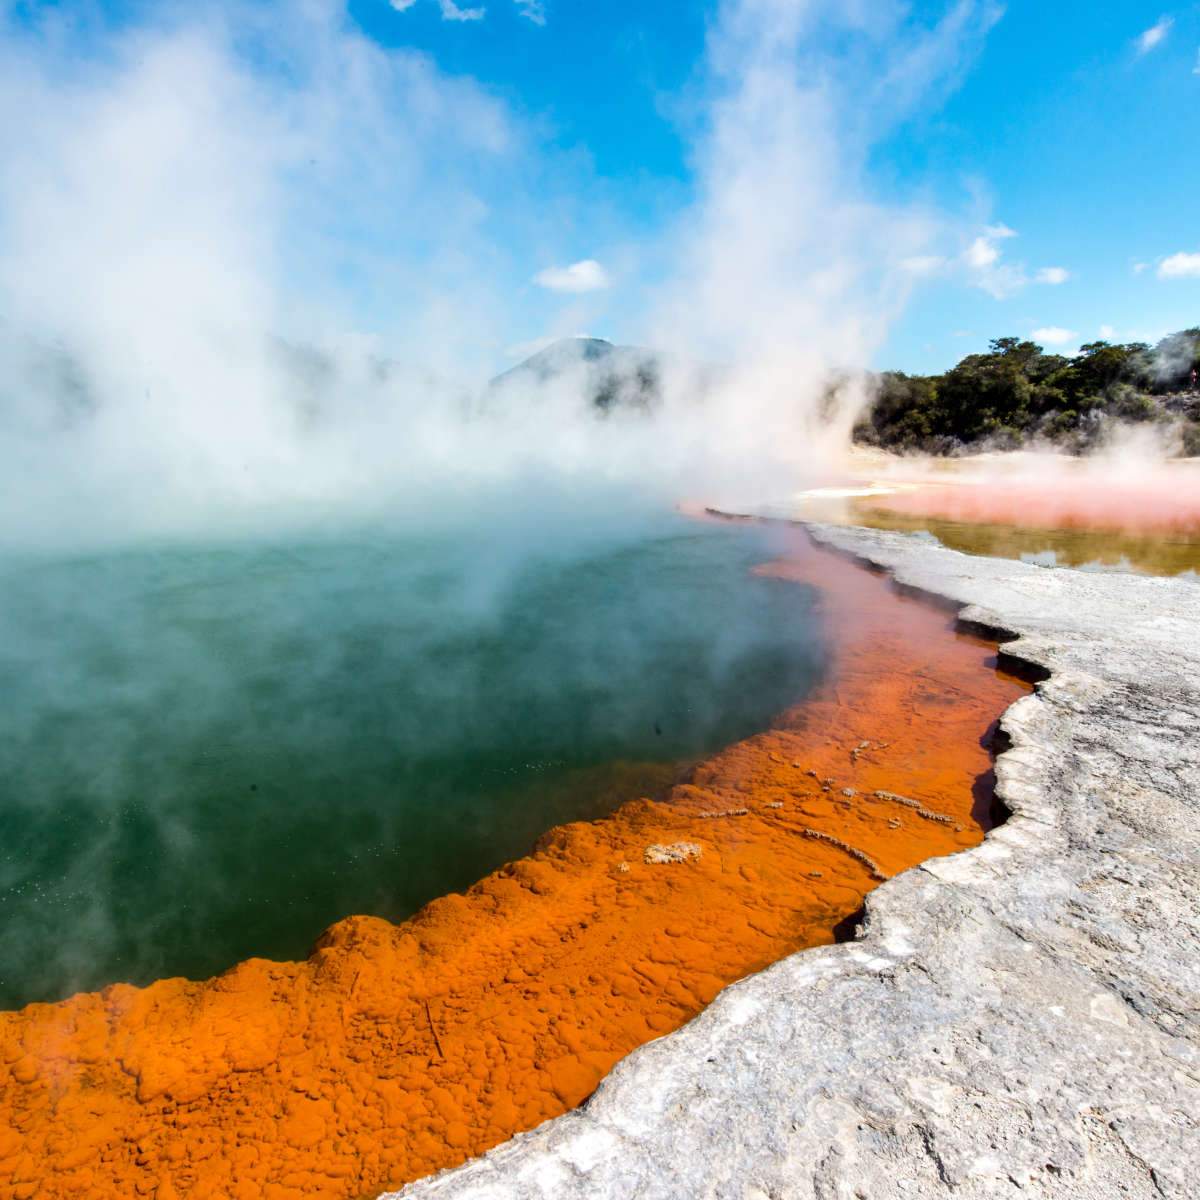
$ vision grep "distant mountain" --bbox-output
[488,337,663,412]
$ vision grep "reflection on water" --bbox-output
[0,516,825,1008]
[753,492,1200,578]
[847,500,1200,578]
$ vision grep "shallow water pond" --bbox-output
[848,501,1200,577]
[753,491,1200,577]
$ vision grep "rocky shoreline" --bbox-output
[393,523,1200,1199]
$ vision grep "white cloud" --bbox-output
[964,224,1017,269]
[1099,324,1116,339]
[1135,16,1173,55]
[533,258,610,293]
[962,224,1027,298]
[391,0,542,20]
[1159,251,1200,278]
[965,236,998,269]
[1036,266,1070,285]
[1032,326,1077,346]
[1133,261,1149,274]
[439,0,486,19]
[1193,48,1200,75]
[391,0,486,19]
[516,0,546,24]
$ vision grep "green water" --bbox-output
[0,515,824,1009]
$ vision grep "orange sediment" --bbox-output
[0,533,1030,1200]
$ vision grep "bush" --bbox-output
[1108,383,1157,423]
[852,325,1200,454]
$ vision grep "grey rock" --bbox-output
[390,524,1200,1200]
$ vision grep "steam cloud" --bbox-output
[0,0,1003,548]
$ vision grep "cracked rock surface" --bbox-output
[391,524,1200,1200]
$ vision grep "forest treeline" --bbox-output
[853,327,1200,456]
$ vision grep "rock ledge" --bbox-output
[391,525,1200,1199]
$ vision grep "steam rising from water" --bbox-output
[0,0,1000,547]
[0,2,1021,1005]
[862,430,1200,536]
[0,517,824,1006]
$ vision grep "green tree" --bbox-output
[856,372,945,448]
[936,340,1039,441]
[853,322,1199,456]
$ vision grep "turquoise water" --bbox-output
[0,514,825,1009]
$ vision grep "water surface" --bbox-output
[754,492,1200,577]
[849,501,1200,577]
[0,514,824,1008]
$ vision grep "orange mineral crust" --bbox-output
[0,535,1030,1200]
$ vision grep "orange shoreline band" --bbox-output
[0,531,1030,1200]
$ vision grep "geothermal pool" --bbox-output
[0,514,825,1009]
[769,464,1200,577]
[851,505,1200,577]
[854,481,1200,576]
[0,526,1031,1200]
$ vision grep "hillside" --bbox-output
[854,328,1200,457]
[488,337,663,411]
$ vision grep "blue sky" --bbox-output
[347,0,1200,372]
[3,0,1199,377]
[876,3,1200,370]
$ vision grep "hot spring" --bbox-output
[0,511,826,1009]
